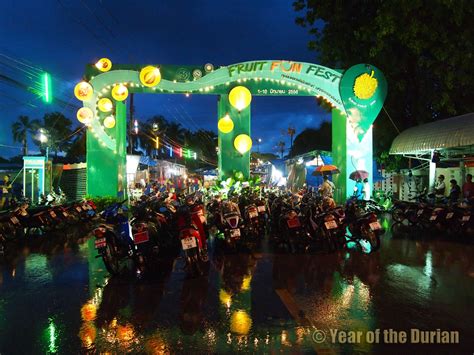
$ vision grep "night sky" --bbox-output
[0,0,329,157]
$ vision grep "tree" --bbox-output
[34,112,73,158]
[11,115,40,156]
[290,122,332,157]
[166,121,187,146]
[66,128,86,162]
[185,129,218,167]
[277,141,286,158]
[252,152,278,162]
[294,0,474,153]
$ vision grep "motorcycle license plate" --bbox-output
[50,211,57,218]
[95,237,106,248]
[369,221,381,231]
[325,220,338,229]
[463,215,470,222]
[417,209,424,216]
[133,230,149,244]
[446,212,454,219]
[249,211,258,219]
[430,215,437,221]
[181,237,197,250]
[287,218,301,228]
[257,205,266,212]
[230,228,241,237]
[10,216,19,225]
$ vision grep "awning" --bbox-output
[139,156,157,166]
[390,113,474,155]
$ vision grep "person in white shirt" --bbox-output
[319,175,335,198]
[434,175,446,199]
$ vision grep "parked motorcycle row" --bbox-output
[92,189,386,279]
[0,199,97,255]
[390,198,474,238]
[266,192,384,254]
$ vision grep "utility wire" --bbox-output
[382,106,401,134]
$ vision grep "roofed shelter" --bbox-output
[390,113,474,187]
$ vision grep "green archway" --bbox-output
[76,60,387,201]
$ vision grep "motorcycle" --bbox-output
[345,201,384,253]
[217,200,243,250]
[93,201,136,276]
[277,201,310,253]
[242,203,260,244]
[176,200,209,277]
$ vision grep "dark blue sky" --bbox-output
[0,0,329,157]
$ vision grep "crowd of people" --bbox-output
[433,173,474,204]
[128,176,208,202]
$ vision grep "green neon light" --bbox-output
[42,72,52,103]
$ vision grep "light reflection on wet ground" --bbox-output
[0,217,473,353]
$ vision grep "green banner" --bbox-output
[339,64,387,141]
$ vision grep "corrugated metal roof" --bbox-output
[389,113,474,154]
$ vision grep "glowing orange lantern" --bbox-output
[98,97,113,112]
[111,84,128,101]
[76,107,93,125]
[95,58,112,72]
[74,81,93,101]
[139,65,161,87]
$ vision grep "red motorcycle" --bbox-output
[188,194,208,247]
[177,197,208,277]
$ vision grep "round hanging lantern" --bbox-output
[229,86,252,111]
[103,115,116,129]
[97,98,113,112]
[234,134,252,154]
[218,114,234,133]
[111,84,128,101]
[139,65,161,87]
[74,81,93,101]
[95,58,112,72]
[76,107,93,124]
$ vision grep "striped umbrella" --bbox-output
[312,164,340,176]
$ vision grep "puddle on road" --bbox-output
[1,223,473,353]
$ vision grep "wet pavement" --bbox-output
[1,217,474,354]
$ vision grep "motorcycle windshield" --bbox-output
[222,202,240,215]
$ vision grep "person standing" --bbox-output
[0,175,12,210]
[354,178,364,200]
[434,175,446,199]
[363,178,371,201]
[462,173,474,201]
[319,175,334,198]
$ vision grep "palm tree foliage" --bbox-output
[11,115,40,156]
[33,112,73,157]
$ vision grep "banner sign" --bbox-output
[339,64,387,141]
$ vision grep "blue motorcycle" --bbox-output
[93,201,136,276]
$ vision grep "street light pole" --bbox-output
[257,138,262,153]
